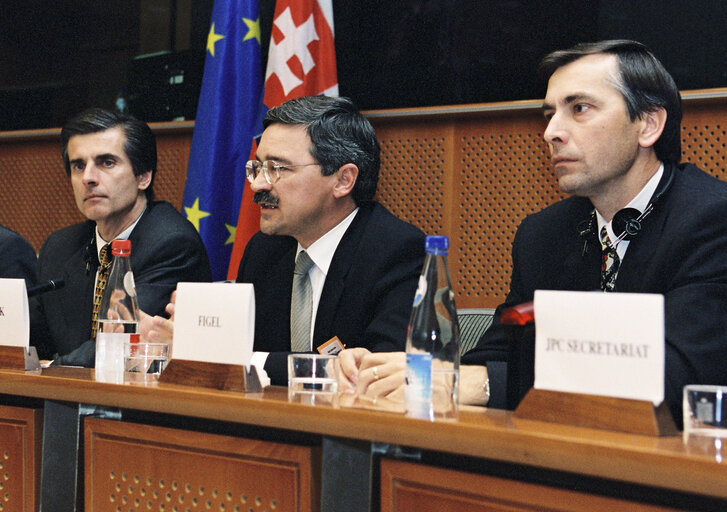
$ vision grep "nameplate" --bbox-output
[0,278,29,347]
[533,290,664,405]
[172,282,255,366]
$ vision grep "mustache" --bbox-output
[253,190,280,205]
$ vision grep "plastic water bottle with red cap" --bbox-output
[94,239,140,382]
[405,235,461,420]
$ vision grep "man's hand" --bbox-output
[139,290,176,344]
[337,348,490,406]
[337,347,371,393]
[337,348,406,402]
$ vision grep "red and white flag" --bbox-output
[227,0,338,278]
[264,0,338,105]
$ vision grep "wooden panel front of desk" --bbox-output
[84,418,320,512]
[0,404,42,512]
[380,458,689,512]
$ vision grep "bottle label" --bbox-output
[412,275,427,307]
[405,353,433,420]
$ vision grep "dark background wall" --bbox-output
[1,0,725,130]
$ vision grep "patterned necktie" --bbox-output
[90,243,112,338]
[290,251,315,352]
[600,225,620,292]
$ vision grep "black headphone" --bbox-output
[579,165,675,255]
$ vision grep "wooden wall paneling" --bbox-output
[0,404,42,512]
[374,119,451,239]
[380,458,689,512]
[1,92,725,305]
[370,106,563,308]
[152,122,195,212]
[679,97,727,180]
[453,111,561,307]
[0,130,80,252]
[84,417,320,512]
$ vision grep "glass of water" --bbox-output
[683,384,727,461]
[287,353,339,405]
[124,342,169,379]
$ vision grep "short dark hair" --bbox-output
[263,96,380,205]
[61,108,157,199]
[539,40,682,164]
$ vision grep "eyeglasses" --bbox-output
[245,160,319,185]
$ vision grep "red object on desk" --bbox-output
[500,301,534,325]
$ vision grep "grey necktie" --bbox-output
[290,251,315,352]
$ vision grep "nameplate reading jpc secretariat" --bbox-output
[173,282,255,366]
[534,290,664,405]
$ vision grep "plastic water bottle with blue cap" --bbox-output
[405,235,461,420]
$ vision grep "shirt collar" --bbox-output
[297,207,359,276]
[95,207,146,261]
[596,162,664,241]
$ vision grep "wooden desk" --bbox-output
[0,367,725,512]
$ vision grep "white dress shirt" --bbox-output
[596,163,664,262]
[250,207,359,368]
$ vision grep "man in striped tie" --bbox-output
[145,96,426,385]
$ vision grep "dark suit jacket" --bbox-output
[465,163,727,424]
[0,225,37,286]
[237,202,425,384]
[31,201,212,364]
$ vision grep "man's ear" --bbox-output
[137,170,153,191]
[332,163,358,199]
[638,107,667,149]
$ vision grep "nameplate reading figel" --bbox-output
[173,282,255,366]
[0,278,30,347]
[534,290,664,405]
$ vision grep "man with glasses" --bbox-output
[241,95,425,384]
[147,96,425,385]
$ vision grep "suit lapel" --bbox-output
[313,206,371,342]
[266,243,297,351]
[615,164,675,289]
[563,230,601,291]
[559,199,601,291]
[61,229,97,339]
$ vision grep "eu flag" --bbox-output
[182,0,264,280]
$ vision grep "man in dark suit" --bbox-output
[238,96,424,384]
[461,40,727,423]
[31,108,211,365]
[0,225,37,286]
[341,41,727,425]
[145,96,425,385]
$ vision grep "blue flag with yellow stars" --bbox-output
[182,0,264,280]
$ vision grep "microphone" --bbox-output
[27,279,65,297]
[577,212,596,256]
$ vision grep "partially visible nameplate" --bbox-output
[534,290,664,405]
[172,282,255,366]
[0,278,29,346]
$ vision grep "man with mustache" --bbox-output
[146,96,425,385]
[30,108,211,365]
[237,95,426,385]
[340,40,727,426]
